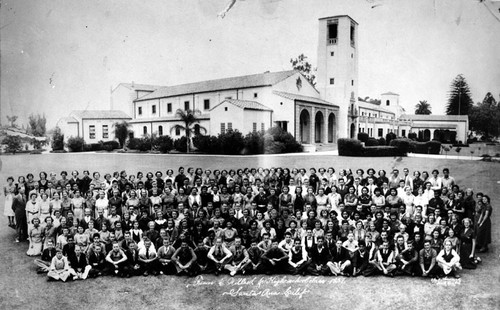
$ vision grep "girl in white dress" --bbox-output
[3,177,16,227]
[26,193,40,231]
[38,193,51,223]
[50,192,62,216]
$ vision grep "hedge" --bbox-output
[337,138,364,156]
[365,138,379,146]
[338,138,405,157]
[389,138,412,155]
[363,146,402,157]
[357,132,369,143]
[409,140,441,154]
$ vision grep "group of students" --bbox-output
[3,165,492,281]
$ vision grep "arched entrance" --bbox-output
[350,123,355,138]
[315,111,324,143]
[299,109,310,144]
[328,113,336,143]
[423,129,431,141]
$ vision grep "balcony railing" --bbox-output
[348,107,358,118]
[328,38,337,45]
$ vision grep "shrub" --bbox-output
[378,137,386,146]
[389,138,411,155]
[155,136,174,153]
[51,127,65,151]
[385,132,396,145]
[408,132,417,140]
[363,146,401,157]
[103,140,120,150]
[218,130,245,155]
[66,136,85,152]
[138,136,153,152]
[193,134,217,154]
[266,127,302,153]
[337,138,363,156]
[2,136,23,154]
[426,141,441,154]
[174,136,188,152]
[365,138,379,146]
[357,132,369,143]
[127,138,142,150]
[83,143,103,152]
[243,131,264,155]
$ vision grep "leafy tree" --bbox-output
[155,135,174,153]
[114,121,131,148]
[51,127,65,151]
[3,136,22,154]
[6,115,18,128]
[469,92,500,138]
[28,114,47,137]
[290,54,316,86]
[446,74,473,115]
[415,100,432,115]
[170,109,207,153]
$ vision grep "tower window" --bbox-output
[331,52,334,56]
[138,107,142,116]
[152,105,156,114]
[204,99,210,110]
[254,93,258,98]
[350,23,355,47]
[329,78,334,85]
[224,107,228,111]
[167,103,172,113]
[386,100,390,106]
[351,80,354,86]
[184,101,190,111]
[351,53,353,58]
[327,21,338,44]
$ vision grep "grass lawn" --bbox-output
[0,153,499,310]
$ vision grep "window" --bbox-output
[261,123,265,132]
[152,105,156,114]
[138,107,142,115]
[102,125,108,139]
[402,129,406,137]
[329,78,334,85]
[253,123,257,133]
[204,99,210,110]
[327,21,338,44]
[224,107,228,111]
[331,52,334,56]
[351,53,353,58]
[378,128,383,137]
[184,101,190,111]
[167,103,172,113]
[228,122,232,131]
[89,125,95,139]
[221,123,226,133]
[225,96,232,100]
[351,80,354,86]
[175,127,181,136]
[158,126,163,136]
[143,126,147,135]
[350,23,355,46]
[386,100,390,106]
[254,93,258,98]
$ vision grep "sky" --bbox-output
[1,0,499,128]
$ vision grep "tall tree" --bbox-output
[114,121,131,148]
[170,109,207,153]
[446,74,473,115]
[415,100,432,115]
[290,54,316,86]
[6,115,18,128]
[469,92,500,139]
[28,113,47,137]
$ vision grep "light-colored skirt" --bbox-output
[27,241,42,256]
[4,194,14,217]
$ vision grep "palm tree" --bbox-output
[415,100,432,115]
[170,109,207,153]
[6,115,18,127]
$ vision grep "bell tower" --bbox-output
[316,15,359,139]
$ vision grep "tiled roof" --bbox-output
[211,99,272,112]
[400,114,469,121]
[70,110,132,119]
[357,100,394,114]
[273,91,339,108]
[136,71,297,102]
[58,116,79,123]
[381,91,399,96]
[118,83,162,92]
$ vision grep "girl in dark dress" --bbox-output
[476,195,492,253]
[464,188,476,221]
[459,218,477,269]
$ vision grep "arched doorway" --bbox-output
[315,111,324,143]
[299,109,310,144]
[350,123,355,138]
[423,129,431,141]
[327,113,336,143]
